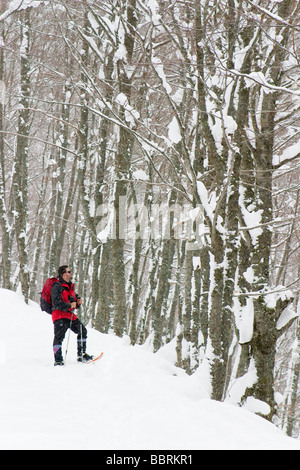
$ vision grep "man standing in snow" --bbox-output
[51,265,93,366]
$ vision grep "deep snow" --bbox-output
[0,287,299,450]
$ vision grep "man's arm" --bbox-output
[51,283,71,311]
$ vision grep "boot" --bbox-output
[54,360,64,366]
[54,344,64,366]
[77,338,93,362]
[77,352,94,363]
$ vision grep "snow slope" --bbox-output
[0,288,299,450]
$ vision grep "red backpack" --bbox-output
[40,277,59,314]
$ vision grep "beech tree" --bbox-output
[0,0,11,289]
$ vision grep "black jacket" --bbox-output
[51,277,73,312]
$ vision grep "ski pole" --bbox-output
[65,310,74,364]
[80,316,83,362]
[77,301,84,362]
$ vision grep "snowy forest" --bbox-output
[0,0,300,436]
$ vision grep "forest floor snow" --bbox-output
[0,287,299,450]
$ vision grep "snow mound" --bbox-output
[0,288,299,450]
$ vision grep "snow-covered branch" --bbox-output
[0,0,48,22]
[245,0,300,31]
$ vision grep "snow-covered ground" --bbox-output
[0,287,299,450]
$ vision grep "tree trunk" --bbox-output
[0,12,11,289]
[13,9,31,302]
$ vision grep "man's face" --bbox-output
[63,268,73,282]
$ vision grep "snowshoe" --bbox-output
[77,353,94,363]
[54,360,64,366]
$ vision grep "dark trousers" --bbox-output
[53,318,87,361]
